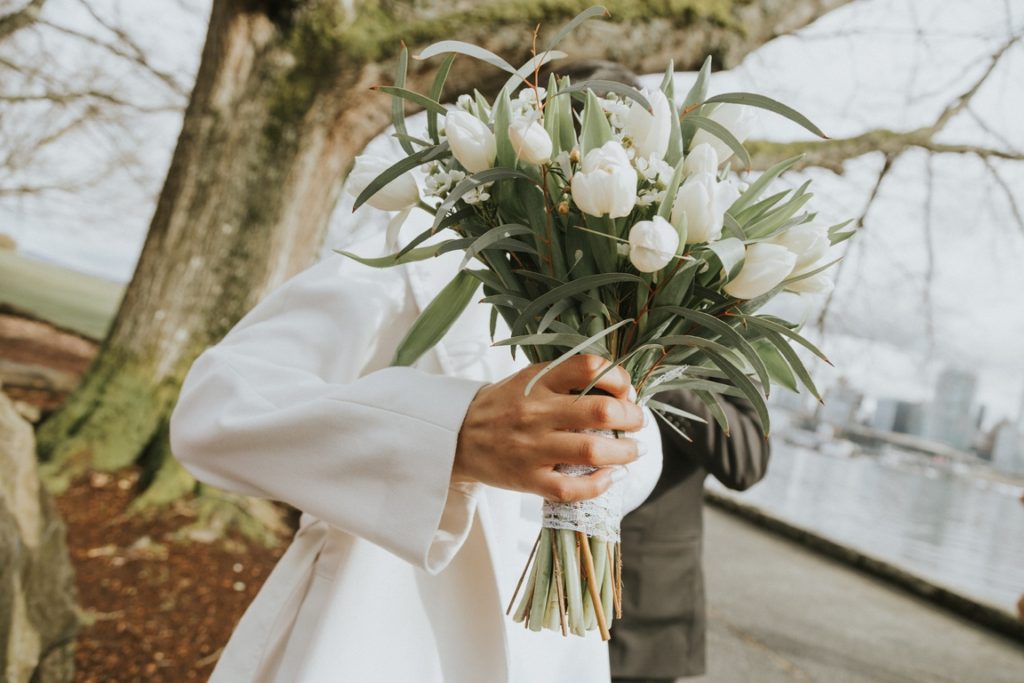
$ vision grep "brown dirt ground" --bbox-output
[55,473,289,682]
[2,311,291,681]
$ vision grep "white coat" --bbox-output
[169,130,663,683]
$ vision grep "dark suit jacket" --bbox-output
[609,390,770,678]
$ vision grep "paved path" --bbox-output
[693,507,1024,683]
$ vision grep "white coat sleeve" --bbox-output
[169,255,486,575]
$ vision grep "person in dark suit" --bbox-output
[610,390,771,682]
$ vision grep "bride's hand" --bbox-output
[453,354,645,502]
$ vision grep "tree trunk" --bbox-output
[35,0,852,525]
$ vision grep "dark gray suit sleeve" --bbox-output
[655,389,771,491]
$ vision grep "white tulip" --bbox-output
[346,155,419,211]
[445,110,496,173]
[628,216,679,272]
[724,243,797,299]
[508,116,553,165]
[786,271,834,294]
[570,141,638,218]
[671,172,722,244]
[683,143,719,177]
[690,104,756,163]
[623,88,672,160]
[769,223,830,271]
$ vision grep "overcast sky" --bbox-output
[2,0,1022,426]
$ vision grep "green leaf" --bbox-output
[738,315,831,364]
[556,75,578,152]
[392,270,481,366]
[513,273,643,336]
[731,155,804,213]
[764,330,822,401]
[661,60,683,166]
[375,86,449,118]
[782,256,841,287]
[704,92,828,139]
[396,208,473,258]
[751,337,798,393]
[543,5,609,53]
[702,348,770,435]
[427,54,456,143]
[543,74,563,157]
[827,219,856,245]
[353,142,448,211]
[580,90,612,156]
[657,156,687,221]
[523,318,634,395]
[657,307,770,389]
[494,88,516,168]
[554,80,652,112]
[459,223,533,270]
[391,45,414,155]
[494,331,591,349]
[694,389,732,436]
[685,114,750,167]
[334,242,448,268]
[682,56,712,111]
[415,40,516,74]
[646,398,708,425]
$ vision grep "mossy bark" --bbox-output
[34,0,851,536]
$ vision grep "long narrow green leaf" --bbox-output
[427,54,456,143]
[392,270,480,366]
[353,142,448,211]
[459,223,533,270]
[512,273,642,335]
[392,45,414,155]
[523,319,634,395]
[502,50,567,95]
[415,40,516,74]
[751,338,798,393]
[334,242,449,268]
[685,114,751,168]
[396,208,473,258]
[375,86,449,117]
[764,330,822,401]
[694,389,732,436]
[703,92,828,139]
[658,307,770,389]
[543,5,608,53]
[494,332,591,348]
[580,90,612,156]
[701,348,770,435]
[682,56,712,111]
[731,155,804,213]
[554,80,652,112]
[738,315,831,364]
[704,237,746,281]
[646,398,707,425]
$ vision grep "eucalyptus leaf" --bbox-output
[704,92,828,139]
[392,270,481,367]
[523,318,634,395]
[554,80,652,112]
[458,223,533,270]
[416,40,517,74]
[580,90,612,156]
[392,45,414,155]
[375,86,449,117]
[543,5,608,53]
[427,54,456,143]
[353,142,448,211]
[685,114,751,168]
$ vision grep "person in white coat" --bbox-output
[168,117,664,682]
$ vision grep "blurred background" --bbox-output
[0,0,1022,681]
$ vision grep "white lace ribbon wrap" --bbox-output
[541,429,624,542]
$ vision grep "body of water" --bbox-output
[709,431,1024,614]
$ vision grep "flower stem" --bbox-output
[577,530,610,640]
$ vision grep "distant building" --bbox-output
[992,419,1024,475]
[924,367,978,451]
[820,379,862,428]
[872,398,926,436]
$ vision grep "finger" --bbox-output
[540,432,641,467]
[534,467,621,503]
[539,355,630,398]
[545,395,644,432]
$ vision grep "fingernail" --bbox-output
[636,441,647,459]
[627,385,638,402]
[610,466,629,484]
[642,410,650,428]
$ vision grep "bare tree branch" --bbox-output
[982,157,1024,236]
[0,0,46,41]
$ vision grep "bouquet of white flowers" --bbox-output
[343,6,853,641]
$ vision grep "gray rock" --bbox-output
[0,389,78,683]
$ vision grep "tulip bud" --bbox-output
[557,201,570,216]
[723,243,797,299]
[769,223,830,271]
[683,143,719,177]
[570,141,638,218]
[690,104,755,164]
[672,172,722,244]
[346,155,419,211]
[508,116,553,165]
[628,216,679,272]
[445,110,496,173]
[623,89,672,160]
[569,148,581,164]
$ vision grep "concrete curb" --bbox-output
[704,490,1024,645]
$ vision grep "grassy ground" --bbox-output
[0,249,123,340]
